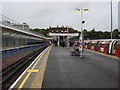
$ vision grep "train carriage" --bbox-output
[84,39,120,57]
[115,41,120,57]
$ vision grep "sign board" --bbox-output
[49,33,79,37]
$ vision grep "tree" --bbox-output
[112,29,119,39]
[31,27,119,39]
[69,28,78,33]
[82,29,89,39]
[102,31,110,39]
[31,28,47,36]
[97,31,103,39]
[88,29,97,39]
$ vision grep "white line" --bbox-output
[8,46,49,90]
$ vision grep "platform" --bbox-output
[10,45,119,89]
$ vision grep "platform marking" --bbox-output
[30,45,53,88]
[85,49,120,60]
[9,46,50,90]
[18,46,50,89]
[18,72,31,89]
[27,69,39,72]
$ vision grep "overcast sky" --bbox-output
[2,0,119,31]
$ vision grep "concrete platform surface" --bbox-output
[42,46,119,88]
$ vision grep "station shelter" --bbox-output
[49,33,79,47]
[47,26,79,47]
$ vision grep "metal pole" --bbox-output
[67,27,69,48]
[79,10,83,58]
[58,36,60,46]
[79,10,83,43]
[81,10,83,36]
[111,0,113,39]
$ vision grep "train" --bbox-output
[84,39,120,57]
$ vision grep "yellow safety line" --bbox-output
[30,45,53,88]
[18,46,50,89]
[85,49,120,60]
[18,72,31,89]
[27,69,39,72]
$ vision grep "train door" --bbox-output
[86,42,88,49]
[104,41,107,54]
[90,41,92,50]
[112,40,118,55]
[88,41,90,49]
[115,41,120,57]
[106,41,111,54]
[100,41,105,52]
[95,41,99,51]
[93,41,96,51]
[91,41,94,50]
[84,41,87,49]
[104,41,111,54]
[94,41,97,51]
[109,40,115,54]
[98,41,102,52]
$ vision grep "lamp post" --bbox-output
[111,0,113,39]
[75,8,88,58]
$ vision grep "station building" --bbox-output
[47,26,79,47]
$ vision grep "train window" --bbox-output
[101,44,104,48]
[96,43,98,47]
[115,41,120,49]
[114,42,118,49]
[87,43,90,46]
[106,43,110,48]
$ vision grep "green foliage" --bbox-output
[31,28,119,39]
[113,29,119,39]
[31,28,47,36]
[82,29,119,39]
[69,28,78,33]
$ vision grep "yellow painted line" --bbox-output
[27,69,39,72]
[30,45,53,88]
[18,72,31,89]
[18,46,51,89]
[85,49,120,60]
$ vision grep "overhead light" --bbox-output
[75,9,80,11]
[84,9,89,12]
[75,9,89,12]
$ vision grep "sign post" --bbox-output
[75,8,88,58]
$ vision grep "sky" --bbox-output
[1,0,119,32]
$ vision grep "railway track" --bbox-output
[1,45,48,90]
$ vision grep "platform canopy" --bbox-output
[49,33,79,37]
